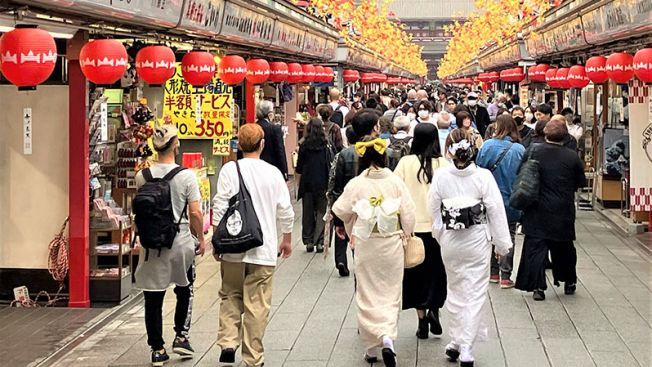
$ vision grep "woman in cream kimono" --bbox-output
[332,136,416,367]
[427,129,512,367]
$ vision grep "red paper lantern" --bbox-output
[301,64,316,83]
[80,39,128,85]
[245,59,270,84]
[567,65,590,89]
[511,68,525,82]
[360,72,373,83]
[136,45,175,85]
[0,26,57,88]
[268,62,288,83]
[585,56,608,84]
[633,48,652,83]
[181,51,215,86]
[287,63,303,83]
[546,68,559,88]
[556,68,571,89]
[217,55,247,85]
[533,64,550,82]
[606,52,634,84]
[323,67,334,83]
[375,73,388,83]
[500,69,510,81]
[313,65,325,82]
[488,71,500,83]
[343,69,359,82]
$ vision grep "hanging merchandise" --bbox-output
[633,48,652,83]
[80,39,128,85]
[606,52,634,84]
[343,69,360,82]
[585,56,608,84]
[323,67,334,83]
[546,68,559,88]
[245,59,270,84]
[218,55,247,85]
[135,45,176,85]
[301,64,316,83]
[314,65,325,82]
[181,51,216,87]
[0,26,57,89]
[287,63,303,84]
[556,68,570,89]
[269,62,289,83]
[567,65,590,89]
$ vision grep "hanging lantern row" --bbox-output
[500,68,525,83]
[0,26,58,89]
[477,72,500,83]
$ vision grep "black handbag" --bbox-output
[212,161,264,254]
[510,144,540,210]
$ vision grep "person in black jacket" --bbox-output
[515,119,587,301]
[330,109,380,276]
[466,92,491,137]
[256,100,288,180]
[296,118,332,253]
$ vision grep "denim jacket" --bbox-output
[476,137,525,223]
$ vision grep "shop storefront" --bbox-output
[0,0,339,305]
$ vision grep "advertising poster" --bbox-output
[163,63,233,155]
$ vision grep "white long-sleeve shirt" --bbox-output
[212,158,294,266]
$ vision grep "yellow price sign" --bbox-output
[163,63,234,141]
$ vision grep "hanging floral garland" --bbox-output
[437,0,562,79]
[292,0,428,76]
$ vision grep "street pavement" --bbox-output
[48,210,651,367]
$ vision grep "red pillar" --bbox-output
[245,80,256,124]
[68,32,90,308]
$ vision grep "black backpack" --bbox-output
[387,136,412,170]
[330,105,344,127]
[133,167,186,259]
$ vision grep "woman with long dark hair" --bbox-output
[296,118,331,253]
[428,129,512,366]
[333,136,416,366]
[394,123,449,339]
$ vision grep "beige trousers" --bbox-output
[218,261,275,367]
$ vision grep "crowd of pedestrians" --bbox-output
[132,84,588,367]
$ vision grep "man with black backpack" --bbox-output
[328,87,349,128]
[133,124,206,367]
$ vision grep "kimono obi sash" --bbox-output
[352,196,401,240]
[441,196,487,230]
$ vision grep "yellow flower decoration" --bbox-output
[369,195,385,207]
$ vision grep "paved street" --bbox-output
[49,210,651,367]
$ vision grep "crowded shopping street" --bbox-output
[0,0,651,367]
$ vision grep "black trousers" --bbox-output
[334,232,350,267]
[301,191,327,247]
[144,263,196,350]
[515,236,577,292]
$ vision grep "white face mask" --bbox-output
[407,112,417,120]
[418,110,430,119]
[468,100,477,107]
[525,112,534,121]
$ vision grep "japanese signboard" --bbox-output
[163,63,233,154]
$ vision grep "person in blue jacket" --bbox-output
[476,114,525,288]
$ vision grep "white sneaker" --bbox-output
[460,344,474,366]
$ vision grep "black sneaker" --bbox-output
[151,349,170,367]
[316,244,324,253]
[336,263,350,277]
[533,289,546,301]
[219,348,236,363]
[172,336,194,359]
[306,244,314,253]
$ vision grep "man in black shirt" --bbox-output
[255,100,288,180]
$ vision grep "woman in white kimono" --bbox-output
[332,136,416,367]
[427,129,512,367]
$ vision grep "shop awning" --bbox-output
[11,0,339,61]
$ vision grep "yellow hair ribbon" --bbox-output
[354,138,387,157]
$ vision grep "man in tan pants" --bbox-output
[212,123,294,367]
